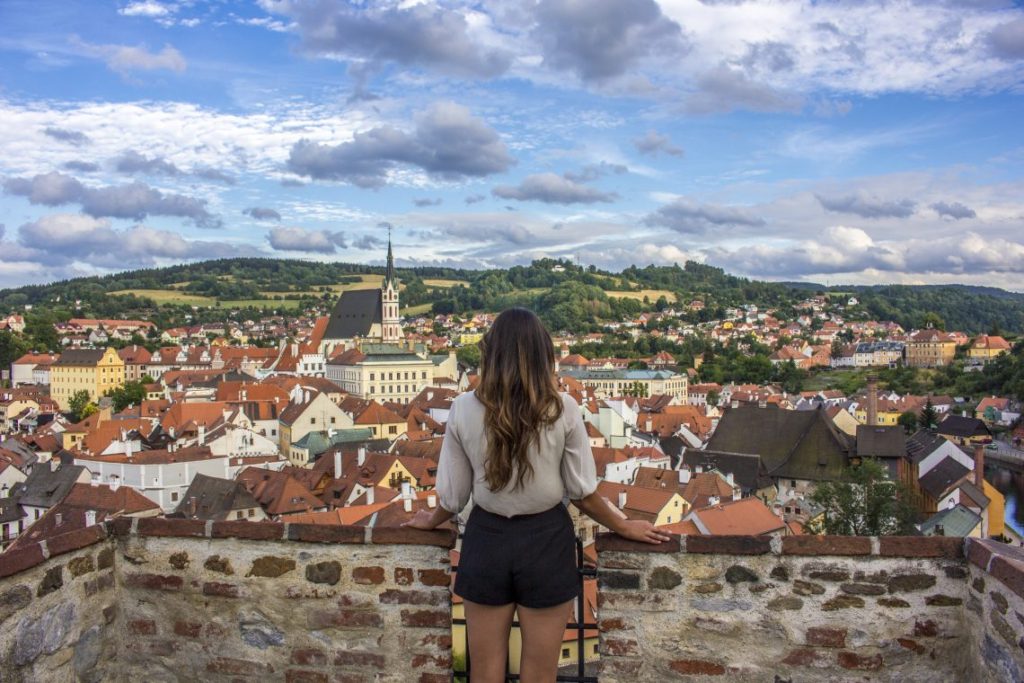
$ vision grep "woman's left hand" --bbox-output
[401,509,437,530]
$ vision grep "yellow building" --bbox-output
[50,348,125,411]
[983,480,1006,539]
[458,332,483,346]
[906,330,957,368]
[968,335,1010,363]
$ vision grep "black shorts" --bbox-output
[454,503,579,609]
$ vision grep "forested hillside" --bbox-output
[0,257,1021,335]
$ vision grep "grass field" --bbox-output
[423,279,470,288]
[401,303,434,316]
[109,289,214,306]
[607,289,678,303]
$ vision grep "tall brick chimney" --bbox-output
[866,375,878,427]
[974,444,985,488]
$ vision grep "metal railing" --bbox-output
[451,535,599,682]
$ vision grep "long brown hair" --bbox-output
[475,307,564,492]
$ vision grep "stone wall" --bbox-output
[595,534,982,682]
[965,539,1024,682]
[0,519,456,683]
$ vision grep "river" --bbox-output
[986,463,1024,538]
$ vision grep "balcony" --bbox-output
[0,520,1022,681]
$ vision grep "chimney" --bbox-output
[679,466,691,484]
[709,495,720,507]
[50,459,60,472]
[403,498,412,513]
[85,510,96,527]
[91,473,100,487]
[366,488,375,505]
[357,446,366,466]
[198,424,206,444]
[55,512,63,526]
[427,494,437,508]
[866,374,878,427]
[730,400,739,409]
[725,472,734,485]
[401,481,411,499]
[645,418,652,432]
[974,444,985,488]
[110,476,120,492]
[334,451,343,479]
[617,490,627,509]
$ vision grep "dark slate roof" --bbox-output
[919,457,970,499]
[323,289,382,340]
[919,504,982,537]
[906,430,949,465]
[681,448,770,493]
[18,463,86,508]
[957,478,990,509]
[173,473,261,521]
[936,415,991,439]
[0,497,23,524]
[856,425,906,459]
[705,405,853,482]
[53,349,106,366]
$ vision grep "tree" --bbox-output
[920,398,939,429]
[455,344,481,369]
[68,390,93,420]
[105,381,147,412]
[0,330,29,371]
[706,389,719,407]
[921,312,946,331]
[897,411,919,434]
[807,459,917,536]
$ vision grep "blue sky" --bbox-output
[0,0,1022,289]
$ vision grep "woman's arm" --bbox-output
[402,506,454,530]
[571,491,673,545]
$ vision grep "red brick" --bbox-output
[602,638,639,656]
[206,657,274,676]
[595,532,680,553]
[370,526,456,547]
[352,566,385,585]
[290,648,327,666]
[44,526,107,558]
[879,536,963,559]
[127,639,179,657]
[966,538,998,570]
[137,517,206,538]
[418,675,449,683]
[129,619,157,635]
[417,633,452,648]
[211,520,284,541]
[334,651,386,668]
[379,589,446,605]
[897,638,926,654]
[174,621,202,638]
[669,659,726,675]
[837,652,883,670]
[284,671,327,683]
[203,582,240,598]
[781,648,821,666]
[400,609,449,628]
[287,524,365,544]
[806,626,846,648]
[0,544,46,580]
[599,617,629,632]
[395,567,414,585]
[411,653,451,668]
[687,535,771,555]
[124,573,183,591]
[308,609,384,630]
[417,569,449,586]
[914,619,938,637]
[989,555,1024,602]
[782,536,871,556]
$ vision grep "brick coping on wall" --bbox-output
[0,517,457,581]
[595,532,1024,601]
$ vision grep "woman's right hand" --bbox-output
[615,519,673,544]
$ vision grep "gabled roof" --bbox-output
[53,349,107,366]
[323,289,382,340]
[689,496,786,536]
[856,425,906,459]
[681,471,736,508]
[174,473,261,520]
[18,464,87,508]
[937,415,991,438]
[63,482,160,515]
[235,467,323,516]
[705,405,852,482]
[919,456,971,499]
[906,429,949,464]
[919,504,982,537]
[595,481,678,522]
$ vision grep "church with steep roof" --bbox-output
[320,236,402,356]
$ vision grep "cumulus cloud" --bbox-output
[644,198,765,234]
[685,65,802,115]
[563,162,628,183]
[194,167,236,184]
[267,226,347,253]
[988,18,1024,60]
[441,222,535,246]
[492,173,618,204]
[931,201,977,220]
[533,0,687,81]
[63,161,100,173]
[43,127,91,146]
[352,234,385,250]
[287,102,513,187]
[114,150,182,176]
[816,193,917,219]
[413,197,443,207]
[243,207,282,221]
[72,37,187,77]
[264,0,512,78]
[3,172,219,227]
[9,213,243,268]
[118,1,174,18]
[465,194,486,205]
[739,41,796,73]
[633,129,683,157]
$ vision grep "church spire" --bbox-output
[384,225,395,288]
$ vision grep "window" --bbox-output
[271,429,277,436]
[330,417,336,424]
[561,648,570,659]
[421,372,427,379]
[389,425,397,435]
[236,511,244,520]
[370,373,375,381]
[171,492,179,502]
[310,417,316,425]
[248,509,255,517]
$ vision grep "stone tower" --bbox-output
[381,233,401,343]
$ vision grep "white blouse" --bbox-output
[436,391,599,517]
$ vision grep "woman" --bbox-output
[403,307,670,682]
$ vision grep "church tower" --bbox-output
[380,232,401,343]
